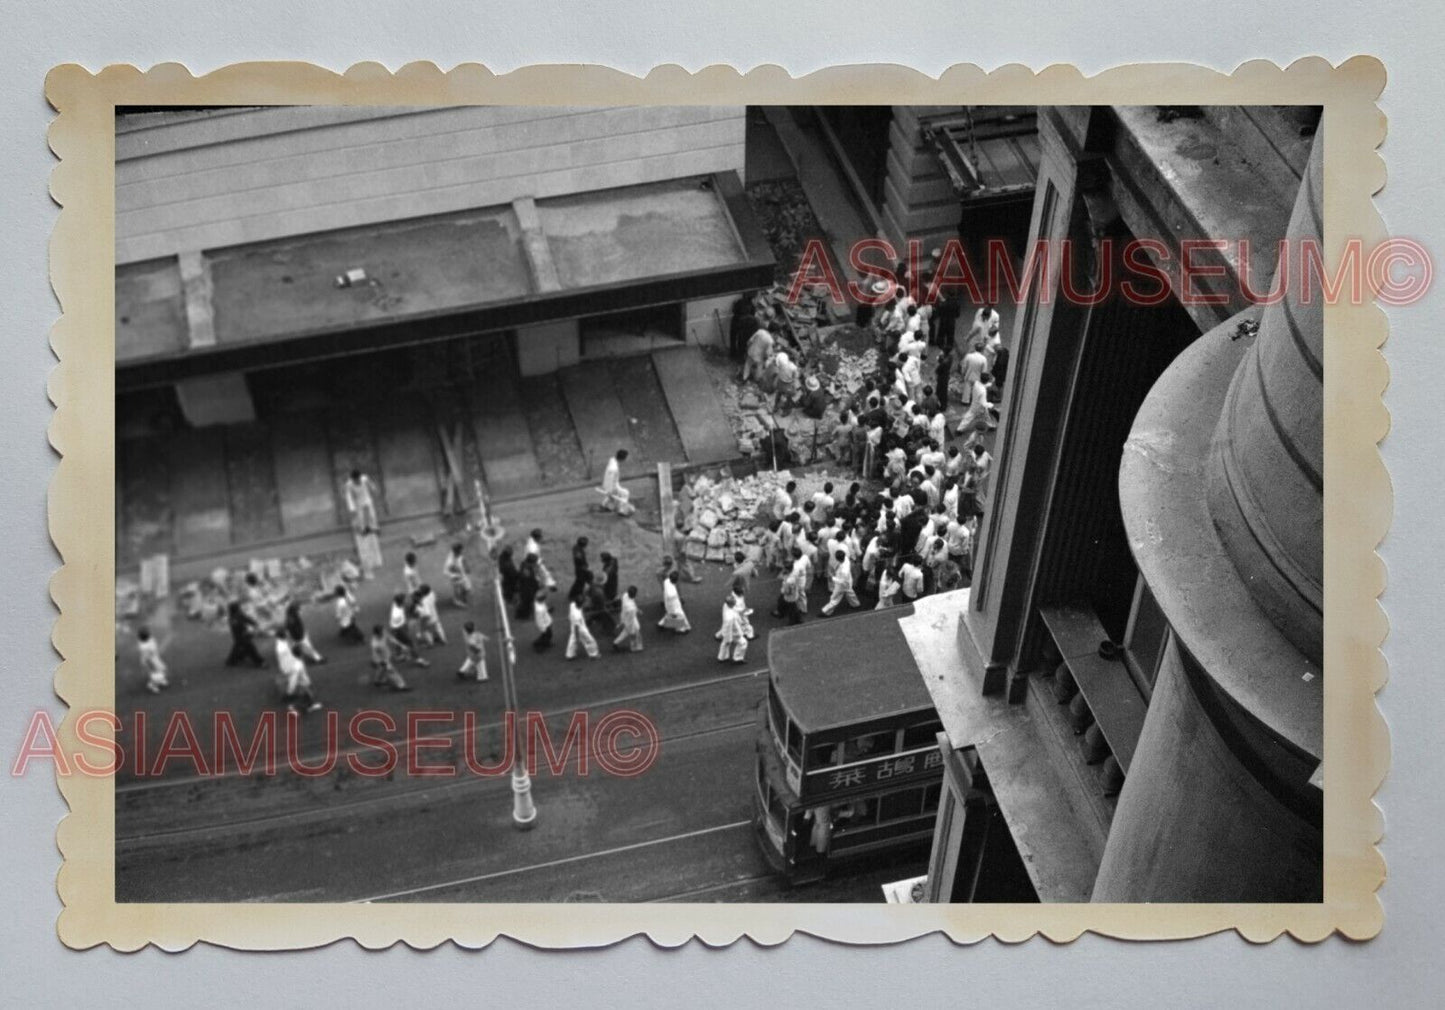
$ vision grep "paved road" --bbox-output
[115,488,925,903]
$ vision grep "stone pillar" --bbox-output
[1206,138,1325,665]
[1098,135,1324,902]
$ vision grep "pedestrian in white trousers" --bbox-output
[565,597,599,659]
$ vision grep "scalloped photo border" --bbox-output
[46,58,1389,950]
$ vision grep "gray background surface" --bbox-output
[1,2,1438,1004]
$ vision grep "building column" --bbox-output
[1100,135,1325,902]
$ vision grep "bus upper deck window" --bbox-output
[901,721,944,750]
[843,730,893,762]
[786,721,803,764]
[808,742,841,769]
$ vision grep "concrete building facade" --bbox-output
[910,105,1323,903]
[114,106,773,566]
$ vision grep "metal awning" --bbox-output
[920,107,1040,201]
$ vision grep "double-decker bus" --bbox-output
[753,605,944,884]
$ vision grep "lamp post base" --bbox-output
[511,770,537,830]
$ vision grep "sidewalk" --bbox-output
[118,345,741,571]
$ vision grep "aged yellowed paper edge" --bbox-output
[46,58,1389,949]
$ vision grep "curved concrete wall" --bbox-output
[1091,636,1322,902]
[1206,137,1324,664]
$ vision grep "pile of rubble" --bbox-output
[117,552,354,634]
[678,468,846,564]
[713,327,880,465]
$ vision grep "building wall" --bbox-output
[116,106,748,265]
[684,293,739,349]
[1091,636,1322,901]
[515,318,580,377]
[963,110,1091,677]
[880,106,964,257]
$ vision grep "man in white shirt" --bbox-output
[812,482,836,524]
[525,529,558,590]
[742,326,775,382]
[957,372,993,436]
[960,340,988,405]
[820,550,861,615]
[899,557,926,601]
[970,444,994,498]
[968,303,1000,347]
[344,469,380,534]
[600,448,634,515]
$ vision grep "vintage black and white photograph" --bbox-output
[103,98,1336,909]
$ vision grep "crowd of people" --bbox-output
[133,260,1010,704]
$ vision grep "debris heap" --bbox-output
[679,469,848,564]
[713,324,880,465]
[119,552,354,634]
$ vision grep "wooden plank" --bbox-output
[657,462,676,559]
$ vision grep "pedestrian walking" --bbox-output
[599,551,620,603]
[274,633,320,712]
[387,593,430,667]
[498,546,520,607]
[875,566,901,610]
[136,627,170,694]
[566,594,600,660]
[820,550,862,615]
[401,551,422,595]
[935,346,955,405]
[332,585,365,645]
[788,546,813,614]
[899,556,926,602]
[344,469,380,534]
[443,542,472,607]
[569,536,592,599]
[970,443,994,498]
[968,302,1001,350]
[583,573,617,637]
[612,586,644,653]
[772,480,797,523]
[532,591,554,651]
[658,570,692,633]
[777,569,805,625]
[812,483,836,524]
[413,584,447,646]
[957,372,993,436]
[283,601,326,664]
[716,597,749,664]
[600,449,635,516]
[457,621,490,681]
[515,556,540,621]
[368,625,411,691]
[525,529,558,591]
[224,600,267,668]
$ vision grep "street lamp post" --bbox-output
[476,482,536,831]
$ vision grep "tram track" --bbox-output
[116,684,764,849]
[116,665,767,799]
[356,819,758,903]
